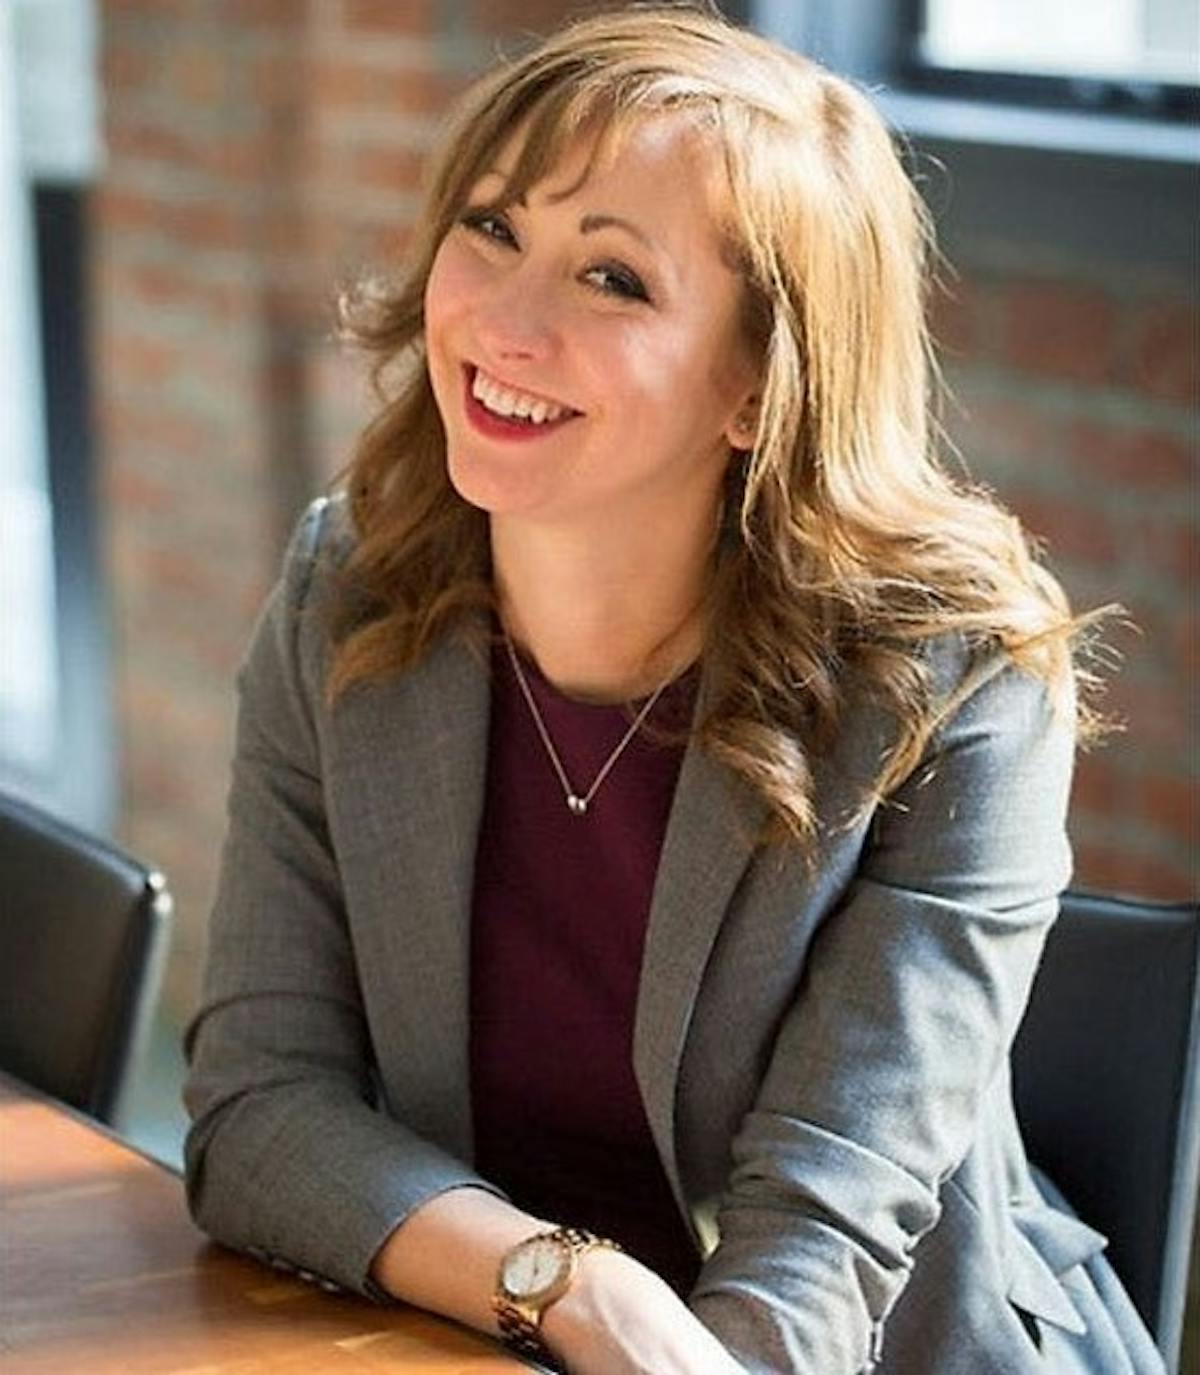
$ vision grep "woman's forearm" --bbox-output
[369,1186,746,1374]
[369,1185,549,1334]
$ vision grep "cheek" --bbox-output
[624,329,726,429]
[424,240,480,344]
[698,315,758,421]
[612,327,690,404]
[423,246,479,416]
[423,264,449,343]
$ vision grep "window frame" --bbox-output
[896,0,1200,125]
[0,0,111,834]
[750,0,1200,165]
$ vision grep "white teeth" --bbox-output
[471,367,568,423]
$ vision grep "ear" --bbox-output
[723,395,760,451]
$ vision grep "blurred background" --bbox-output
[1,0,1196,1346]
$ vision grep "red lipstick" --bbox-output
[462,365,580,443]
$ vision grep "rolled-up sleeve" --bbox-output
[183,498,502,1298]
[690,645,1076,1372]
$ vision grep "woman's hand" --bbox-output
[542,1247,746,1375]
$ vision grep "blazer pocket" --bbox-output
[1004,1200,1109,1336]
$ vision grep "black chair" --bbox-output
[1012,890,1200,1372]
[0,789,173,1127]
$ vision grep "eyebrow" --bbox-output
[579,212,655,252]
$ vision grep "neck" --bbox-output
[490,504,718,703]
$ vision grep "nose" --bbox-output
[471,266,559,365]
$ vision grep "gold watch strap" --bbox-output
[493,1226,622,1367]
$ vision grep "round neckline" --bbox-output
[498,634,701,713]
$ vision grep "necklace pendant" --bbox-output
[567,794,588,817]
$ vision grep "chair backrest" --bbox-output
[0,789,172,1127]
[1011,890,1200,1370]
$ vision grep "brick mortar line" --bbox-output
[942,365,1198,438]
[937,237,1199,299]
[1070,814,1199,857]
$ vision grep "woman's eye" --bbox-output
[460,209,517,247]
[458,211,650,305]
[582,264,650,303]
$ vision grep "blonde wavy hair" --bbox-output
[329,1,1111,846]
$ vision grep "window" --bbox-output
[902,0,1200,121]
[0,0,109,830]
[0,2,58,781]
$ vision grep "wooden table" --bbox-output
[0,1077,527,1373]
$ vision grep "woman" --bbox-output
[183,6,1161,1373]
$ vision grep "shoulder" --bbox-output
[830,628,1074,783]
[237,493,357,713]
[827,628,1077,856]
[279,491,357,605]
[917,629,1076,753]
[886,632,1077,856]
[273,491,363,670]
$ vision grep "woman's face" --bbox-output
[423,114,759,536]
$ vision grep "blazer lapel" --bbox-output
[332,629,491,1163]
[634,710,768,1222]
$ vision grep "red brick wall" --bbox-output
[933,269,1198,901]
[96,0,594,1015]
[94,1,1196,1018]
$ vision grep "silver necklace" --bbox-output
[503,634,672,817]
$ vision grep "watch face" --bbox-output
[502,1236,571,1300]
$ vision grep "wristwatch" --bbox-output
[492,1226,622,1366]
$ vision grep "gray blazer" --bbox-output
[184,496,1163,1374]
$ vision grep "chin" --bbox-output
[446,449,546,517]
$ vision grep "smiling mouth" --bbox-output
[465,364,582,427]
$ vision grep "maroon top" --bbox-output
[469,636,702,1294]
